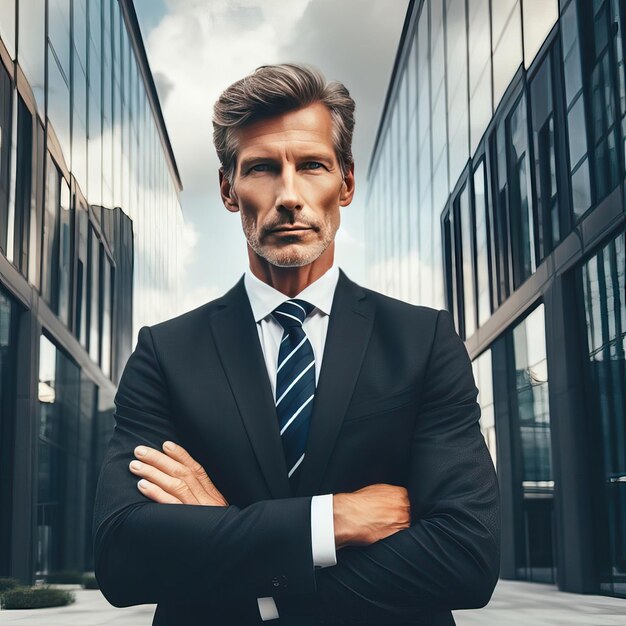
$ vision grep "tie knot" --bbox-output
[271,299,315,330]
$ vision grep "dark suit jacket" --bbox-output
[92,269,500,626]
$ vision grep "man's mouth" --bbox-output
[270,225,314,233]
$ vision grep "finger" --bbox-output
[137,479,183,504]
[162,441,229,505]
[134,445,208,502]
[130,459,201,505]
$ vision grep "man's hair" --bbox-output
[212,63,355,183]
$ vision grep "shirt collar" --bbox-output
[244,264,340,323]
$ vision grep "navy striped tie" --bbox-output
[271,298,316,487]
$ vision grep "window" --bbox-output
[101,254,112,378]
[581,231,626,596]
[0,61,11,255]
[507,94,536,288]
[456,182,476,338]
[530,46,568,260]
[41,157,61,311]
[37,334,94,576]
[58,180,72,326]
[88,225,100,363]
[12,97,33,276]
[75,201,89,347]
[589,1,621,202]
[473,160,492,326]
[0,287,18,575]
[511,303,555,583]
[492,117,512,303]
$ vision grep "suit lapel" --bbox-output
[296,269,375,496]
[208,276,292,499]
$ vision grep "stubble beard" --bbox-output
[241,212,337,267]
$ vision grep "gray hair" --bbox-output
[212,63,355,183]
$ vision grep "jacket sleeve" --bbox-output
[92,325,317,608]
[282,308,500,622]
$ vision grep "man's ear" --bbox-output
[339,162,355,207]
[219,168,239,213]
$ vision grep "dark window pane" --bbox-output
[37,334,83,576]
[531,52,561,258]
[571,157,592,219]
[512,303,555,583]
[41,157,60,311]
[508,95,536,287]
[12,97,33,276]
[457,182,476,337]
[581,232,626,595]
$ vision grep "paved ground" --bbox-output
[1,580,625,625]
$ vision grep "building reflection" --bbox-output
[368,0,626,598]
[0,0,185,584]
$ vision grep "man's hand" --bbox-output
[129,441,228,506]
[129,443,410,550]
[332,484,411,549]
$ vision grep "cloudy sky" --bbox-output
[133,0,409,310]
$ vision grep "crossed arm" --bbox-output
[92,310,500,621]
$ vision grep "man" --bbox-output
[92,63,500,626]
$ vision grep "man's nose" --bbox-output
[275,166,303,212]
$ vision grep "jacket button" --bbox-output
[271,575,288,588]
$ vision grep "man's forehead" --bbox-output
[234,102,334,147]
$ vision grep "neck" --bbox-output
[248,243,335,297]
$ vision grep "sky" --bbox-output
[132,0,410,311]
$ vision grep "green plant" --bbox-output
[44,570,85,584]
[0,577,20,592]
[1,586,75,609]
[82,574,99,589]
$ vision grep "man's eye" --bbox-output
[302,162,323,170]
[251,164,271,172]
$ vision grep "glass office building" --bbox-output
[0,0,185,585]
[367,0,626,598]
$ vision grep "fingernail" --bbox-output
[135,446,147,457]
[138,479,148,489]
[163,441,175,451]
[130,461,142,470]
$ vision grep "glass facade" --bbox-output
[0,287,17,576]
[581,232,626,596]
[2,0,184,344]
[0,0,185,585]
[368,0,626,598]
[512,303,555,584]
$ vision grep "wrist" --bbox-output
[332,493,357,549]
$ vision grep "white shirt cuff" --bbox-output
[311,493,337,568]
[256,494,336,621]
[257,597,279,621]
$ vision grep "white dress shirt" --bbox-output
[244,264,339,621]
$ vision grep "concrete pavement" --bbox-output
[0,580,625,625]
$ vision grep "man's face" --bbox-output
[220,102,355,267]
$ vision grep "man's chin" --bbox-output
[257,244,328,268]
